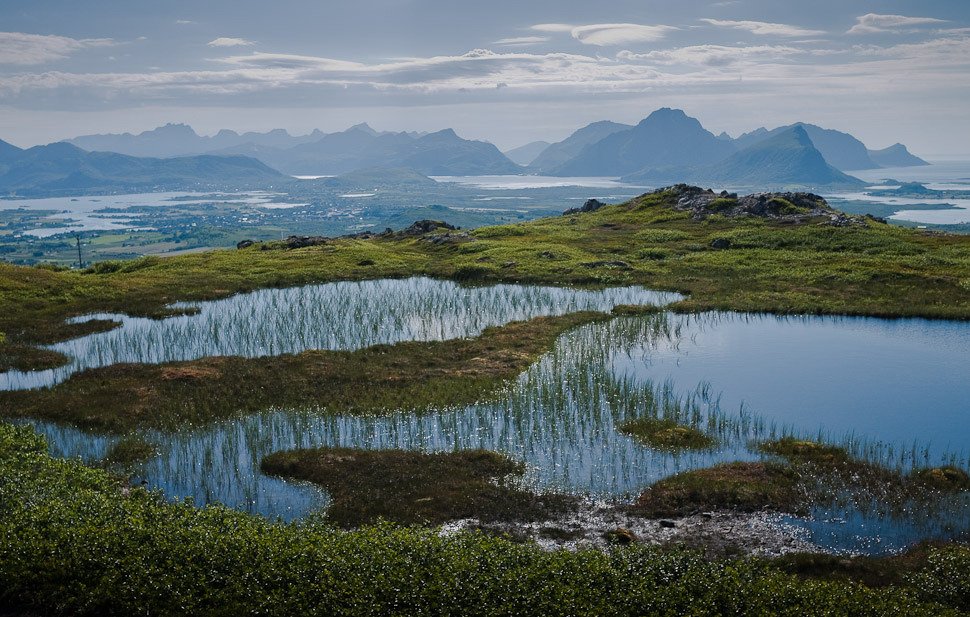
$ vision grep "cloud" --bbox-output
[700,19,825,37]
[530,24,575,33]
[571,24,678,46]
[0,32,115,65]
[847,14,947,35]
[531,22,676,46]
[175,20,196,25]
[207,37,255,48]
[493,36,549,46]
[619,44,803,67]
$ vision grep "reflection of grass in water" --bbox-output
[11,310,970,549]
[0,311,630,432]
[6,278,675,391]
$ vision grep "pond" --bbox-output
[6,280,970,555]
[0,277,680,390]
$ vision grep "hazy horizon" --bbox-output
[2,0,969,156]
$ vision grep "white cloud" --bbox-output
[530,22,677,46]
[700,19,825,37]
[493,36,549,46]
[571,24,678,46]
[847,14,947,35]
[619,44,802,67]
[0,32,115,65]
[207,37,255,48]
[530,24,575,33]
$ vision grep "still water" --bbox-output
[6,280,970,554]
[0,277,680,390]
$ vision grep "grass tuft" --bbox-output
[619,417,715,451]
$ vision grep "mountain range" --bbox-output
[67,123,328,158]
[622,125,864,188]
[0,140,284,196]
[3,108,933,195]
[68,123,520,177]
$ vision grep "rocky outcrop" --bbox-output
[563,199,607,216]
[285,235,328,249]
[656,185,874,227]
[401,220,457,236]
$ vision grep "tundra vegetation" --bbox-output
[1,186,969,614]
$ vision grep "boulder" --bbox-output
[564,198,607,216]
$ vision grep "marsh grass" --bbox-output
[631,462,802,517]
[0,343,69,372]
[261,447,577,527]
[0,311,619,432]
[619,417,716,451]
[103,435,156,466]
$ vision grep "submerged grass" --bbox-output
[2,422,969,616]
[261,447,576,527]
[0,311,615,432]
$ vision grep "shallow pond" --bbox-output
[15,298,970,554]
[0,277,680,390]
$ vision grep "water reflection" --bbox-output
[22,311,970,554]
[1,277,681,390]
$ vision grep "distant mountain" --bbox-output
[67,123,326,158]
[504,141,550,166]
[622,125,864,189]
[734,123,878,171]
[528,121,631,173]
[867,144,929,168]
[551,109,737,177]
[0,138,23,161]
[261,126,521,176]
[0,141,286,196]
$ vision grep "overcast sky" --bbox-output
[1,0,968,156]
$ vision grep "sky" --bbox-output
[0,0,968,156]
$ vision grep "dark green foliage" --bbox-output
[261,448,576,527]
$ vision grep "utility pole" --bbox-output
[74,234,83,269]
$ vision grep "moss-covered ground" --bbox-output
[619,417,717,451]
[261,447,576,528]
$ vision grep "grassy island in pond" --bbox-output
[261,448,576,527]
[619,417,717,451]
